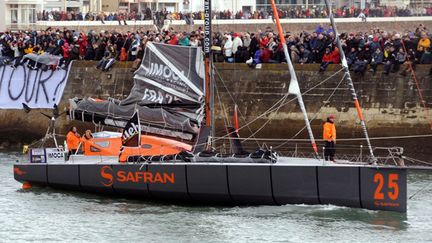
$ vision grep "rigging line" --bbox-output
[288,72,347,137]
[241,92,291,143]
[264,64,346,111]
[409,181,432,200]
[408,178,432,200]
[401,40,432,130]
[221,104,231,127]
[209,67,345,144]
[210,93,291,144]
[254,67,346,116]
[214,66,288,114]
[211,133,432,141]
[404,156,432,166]
[237,67,345,131]
[211,66,344,145]
[214,80,231,133]
[213,66,274,146]
[274,72,347,149]
[130,131,429,158]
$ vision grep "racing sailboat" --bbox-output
[14,0,407,212]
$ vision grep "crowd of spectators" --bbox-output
[37,9,152,23]
[37,5,432,23]
[215,23,431,75]
[210,6,432,20]
[0,23,431,74]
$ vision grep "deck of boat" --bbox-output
[62,155,368,166]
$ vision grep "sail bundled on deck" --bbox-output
[69,43,205,141]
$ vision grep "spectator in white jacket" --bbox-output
[232,33,243,55]
[223,34,233,62]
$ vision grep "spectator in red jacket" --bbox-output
[168,34,178,45]
[331,47,340,64]
[77,34,87,58]
[319,47,340,72]
[260,46,272,63]
[60,42,71,68]
[61,42,70,59]
[119,47,127,61]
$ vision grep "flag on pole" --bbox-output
[121,111,141,147]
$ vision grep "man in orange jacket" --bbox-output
[323,114,336,162]
[66,126,81,155]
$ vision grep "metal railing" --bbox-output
[211,136,406,165]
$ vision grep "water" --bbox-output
[1,152,432,242]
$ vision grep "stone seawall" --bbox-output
[0,62,431,158]
[214,63,432,137]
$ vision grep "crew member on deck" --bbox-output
[80,130,93,154]
[323,115,336,162]
[66,126,81,155]
[81,130,93,140]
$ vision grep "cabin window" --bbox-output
[94,141,110,148]
[90,146,101,152]
[141,144,152,149]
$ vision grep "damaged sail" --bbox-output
[70,43,205,141]
[122,42,205,105]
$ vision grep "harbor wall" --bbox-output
[214,63,432,136]
[0,61,431,154]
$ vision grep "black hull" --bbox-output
[13,162,407,212]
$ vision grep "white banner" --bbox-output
[45,148,66,164]
[0,64,71,109]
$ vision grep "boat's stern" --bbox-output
[14,163,47,186]
[13,147,65,187]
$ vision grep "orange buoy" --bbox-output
[22,182,32,189]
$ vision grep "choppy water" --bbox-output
[1,152,432,242]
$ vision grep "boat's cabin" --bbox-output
[28,131,192,164]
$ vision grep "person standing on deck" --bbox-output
[323,115,336,162]
[80,130,93,154]
[66,126,81,156]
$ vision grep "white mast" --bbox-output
[270,0,318,155]
[324,0,377,163]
